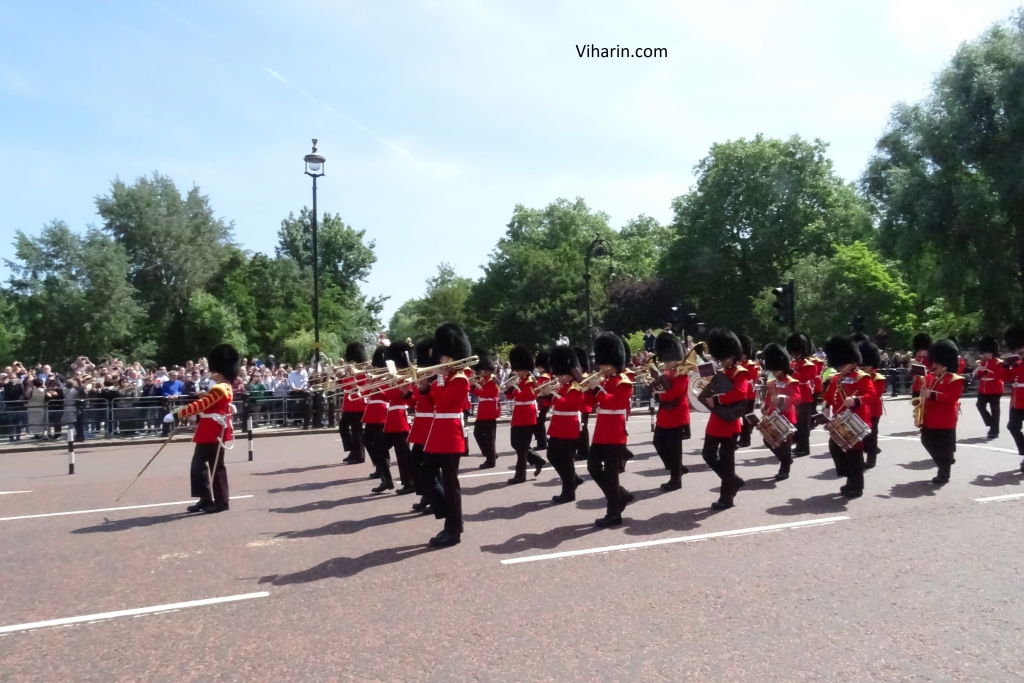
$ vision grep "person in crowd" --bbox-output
[45,375,64,439]
[62,379,79,440]
[24,377,47,439]
[643,328,656,353]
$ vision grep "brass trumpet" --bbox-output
[358,356,480,399]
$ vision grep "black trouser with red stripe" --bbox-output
[921,427,955,478]
[422,452,462,534]
[363,422,387,481]
[190,442,229,509]
[587,443,629,516]
[510,425,544,479]
[382,430,413,488]
[653,425,688,484]
[547,437,580,499]
[339,410,365,462]
[829,439,864,492]
[702,435,740,505]
[473,419,497,464]
[977,394,1001,435]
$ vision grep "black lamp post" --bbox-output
[303,139,326,367]
[584,236,614,359]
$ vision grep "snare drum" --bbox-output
[825,410,872,451]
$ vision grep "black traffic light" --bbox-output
[772,279,796,331]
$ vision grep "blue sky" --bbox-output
[2,0,1021,323]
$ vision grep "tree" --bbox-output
[4,220,145,365]
[276,208,377,296]
[861,11,1024,332]
[613,214,674,281]
[388,263,473,343]
[751,242,917,349]
[661,135,872,337]
[603,277,684,335]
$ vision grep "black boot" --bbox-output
[595,513,622,527]
[429,529,461,547]
[187,499,214,513]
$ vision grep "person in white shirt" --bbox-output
[556,333,570,347]
[287,365,307,391]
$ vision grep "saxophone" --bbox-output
[912,375,937,428]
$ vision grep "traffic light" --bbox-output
[772,279,796,331]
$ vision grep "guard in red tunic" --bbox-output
[811,342,824,414]
[760,343,800,481]
[1003,325,1024,471]
[421,323,473,547]
[164,344,239,514]
[858,341,885,470]
[505,345,547,484]
[649,332,690,491]
[787,332,816,456]
[542,346,586,503]
[919,339,964,484]
[361,346,390,482]
[701,329,750,510]
[470,351,500,469]
[339,342,368,464]
[533,349,551,451]
[737,334,759,448]
[822,336,877,499]
[910,333,932,398]
[974,335,1005,440]
[588,332,635,527]
[376,342,415,495]
[408,339,436,513]
[575,347,594,462]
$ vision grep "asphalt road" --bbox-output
[2,399,1023,682]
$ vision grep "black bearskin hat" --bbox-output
[414,339,434,367]
[850,332,870,344]
[978,335,999,355]
[928,339,959,371]
[549,346,580,376]
[535,349,550,372]
[912,332,932,353]
[708,328,742,362]
[654,332,684,363]
[824,335,861,369]
[761,342,791,374]
[858,341,881,369]
[344,342,368,364]
[574,346,591,373]
[472,349,495,373]
[786,332,810,357]
[739,334,753,360]
[371,345,388,369]
[593,332,626,371]
[433,323,471,361]
[208,344,241,381]
[508,345,535,372]
[386,341,412,370]
[1005,324,1024,352]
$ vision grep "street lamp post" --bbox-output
[303,139,326,363]
[584,236,614,360]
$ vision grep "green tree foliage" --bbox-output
[276,208,377,296]
[388,264,473,343]
[752,242,917,348]
[861,12,1024,333]
[4,220,145,365]
[661,135,872,337]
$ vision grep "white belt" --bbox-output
[433,413,463,419]
[597,408,627,416]
[478,397,498,402]
[416,412,434,418]
[1014,384,1024,388]
[199,412,230,426]
[552,410,580,418]
[388,405,407,411]
[366,400,387,405]
[513,401,538,407]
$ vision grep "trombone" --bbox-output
[357,356,480,399]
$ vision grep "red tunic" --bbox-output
[654,368,690,429]
[823,369,876,427]
[536,372,553,409]
[408,388,434,445]
[870,373,886,418]
[1005,361,1024,409]
[424,371,470,454]
[922,372,963,429]
[706,365,750,438]
[176,383,234,444]
[592,373,633,445]
[361,393,388,425]
[763,375,799,425]
[812,357,825,396]
[341,373,366,413]
[740,360,760,400]
[791,359,816,404]
[507,377,539,427]
[547,382,584,439]
[976,358,1006,396]
[471,377,501,421]
[383,386,411,434]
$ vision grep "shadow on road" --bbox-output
[259,544,431,585]
[971,470,1023,488]
[887,430,920,437]
[479,524,599,555]
[888,480,940,499]
[251,463,344,477]
[463,498,551,522]
[959,437,994,445]
[622,506,713,536]
[276,511,418,539]
[898,459,936,471]
[71,512,193,534]
[740,477,779,491]
[269,492,382,514]
[267,477,372,494]
[808,468,839,481]
[461,480,512,496]
[765,493,849,516]
[738,455,783,468]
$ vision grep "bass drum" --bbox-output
[688,371,711,413]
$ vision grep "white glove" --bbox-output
[163,413,175,423]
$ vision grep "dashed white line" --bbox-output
[0,592,269,635]
[975,492,1024,503]
[500,516,850,565]
[0,490,31,495]
[0,495,254,522]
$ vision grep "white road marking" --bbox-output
[0,490,31,495]
[500,517,850,565]
[0,592,269,635]
[975,492,1024,503]
[0,495,254,522]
